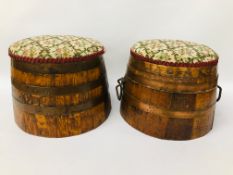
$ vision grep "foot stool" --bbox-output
[116,39,221,140]
[9,35,111,137]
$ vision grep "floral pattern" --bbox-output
[131,39,218,63]
[9,35,104,59]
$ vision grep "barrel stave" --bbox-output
[11,57,111,137]
[120,57,218,140]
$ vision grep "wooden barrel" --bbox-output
[117,39,221,140]
[9,35,111,137]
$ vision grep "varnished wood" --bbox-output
[11,57,102,74]
[11,66,101,87]
[11,57,111,137]
[126,58,218,92]
[119,57,218,140]
[14,103,108,137]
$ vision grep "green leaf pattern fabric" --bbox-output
[131,39,218,63]
[9,35,104,59]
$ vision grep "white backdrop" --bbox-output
[0,0,233,175]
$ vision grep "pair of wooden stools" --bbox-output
[9,35,222,140]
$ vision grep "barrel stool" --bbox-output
[116,39,222,140]
[9,35,111,137]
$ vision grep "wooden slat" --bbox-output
[120,57,218,140]
[11,57,111,137]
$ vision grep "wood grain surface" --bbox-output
[119,57,218,140]
[11,57,111,137]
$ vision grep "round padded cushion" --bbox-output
[131,39,218,66]
[9,35,104,63]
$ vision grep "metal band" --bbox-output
[125,75,217,94]
[127,65,218,86]
[12,75,106,96]
[11,57,103,74]
[122,90,216,116]
[125,68,217,93]
[13,92,109,116]
[130,57,217,80]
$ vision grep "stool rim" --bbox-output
[9,49,105,64]
[130,50,218,67]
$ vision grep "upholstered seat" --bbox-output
[130,39,218,66]
[9,35,111,138]
[9,35,105,63]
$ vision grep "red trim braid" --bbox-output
[9,49,105,64]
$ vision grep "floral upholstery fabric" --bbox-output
[9,35,104,59]
[131,39,218,63]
